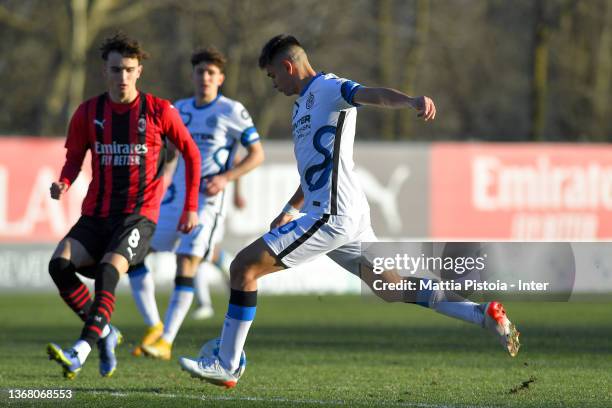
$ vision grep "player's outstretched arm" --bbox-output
[352,87,436,121]
[270,185,304,230]
[206,142,264,196]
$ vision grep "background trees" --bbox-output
[0,0,610,141]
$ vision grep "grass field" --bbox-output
[0,292,611,407]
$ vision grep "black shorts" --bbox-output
[66,214,156,265]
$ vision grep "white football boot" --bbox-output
[179,356,239,388]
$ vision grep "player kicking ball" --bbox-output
[46,33,201,379]
[179,34,520,388]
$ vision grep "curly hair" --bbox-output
[100,32,149,62]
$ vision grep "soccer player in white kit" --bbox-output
[128,47,264,360]
[179,35,520,388]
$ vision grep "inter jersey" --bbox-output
[169,95,260,213]
[291,72,369,216]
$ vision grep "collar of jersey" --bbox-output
[299,72,324,97]
[192,94,221,110]
[107,91,140,114]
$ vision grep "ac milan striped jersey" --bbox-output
[59,92,201,223]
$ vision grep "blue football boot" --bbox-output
[97,325,123,377]
[46,343,82,379]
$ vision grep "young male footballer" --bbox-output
[179,34,520,388]
[46,33,201,379]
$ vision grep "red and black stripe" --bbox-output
[93,94,107,216]
[59,283,92,322]
[108,106,131,214]
[81,289,116,343]
[80,264,120,345]
[133,94,148,213]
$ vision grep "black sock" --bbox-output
[80,263,120,346]
[49,258,92,321]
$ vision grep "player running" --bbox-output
[129,47,264,360]
[179,34,520,388]
[46,33,201,379]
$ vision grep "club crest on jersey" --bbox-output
[137,117,147,133]
[306,92,315,110]
[206,115,218,128]
[240,109,250,120]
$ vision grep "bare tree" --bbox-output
[377,0,396,140]
[399,0,430,139]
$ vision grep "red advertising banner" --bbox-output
[431,143,612,239]
[3,139,612,243]
[0,138,90,243]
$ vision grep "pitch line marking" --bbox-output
[85,389,498,408]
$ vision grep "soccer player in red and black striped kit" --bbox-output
[46,33,201,379]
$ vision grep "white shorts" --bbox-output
[263,212,377,276]
[152,189,227,260]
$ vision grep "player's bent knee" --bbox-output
[229,257,249,285]
[229,238,284,287]
[176,254,200,278]
[48,258,79,289]
[48,257,73,280]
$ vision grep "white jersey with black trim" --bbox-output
[168,94,260,213]
[291,72,369,216]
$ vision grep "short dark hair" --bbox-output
[258,34,302,69]
[190,47,227,72]
[100,32,149,62]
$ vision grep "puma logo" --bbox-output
[93,119,105,130]
[356,165,411,233]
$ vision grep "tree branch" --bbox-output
[0,4,38,32]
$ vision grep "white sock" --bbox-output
[428,288,484,326]
[129,264,161,327]
[433,301,484,326]
[72,340,91,364]
[195,263,213,308]
[217,292,257,373]
[161,283,194,343]
[100,324,110,339]
[218,316,253,372]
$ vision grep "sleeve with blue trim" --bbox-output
[240,126,260,147]
[340,79,362,107]
[229,101,261,147]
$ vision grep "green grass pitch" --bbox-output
[0,293,610,407]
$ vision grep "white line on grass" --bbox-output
[85,389,498,408]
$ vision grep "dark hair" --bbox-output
[100,32,149,62]
[190,47,227,72]
[258,34,302,69]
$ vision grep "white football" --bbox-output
[198,338,247,378]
